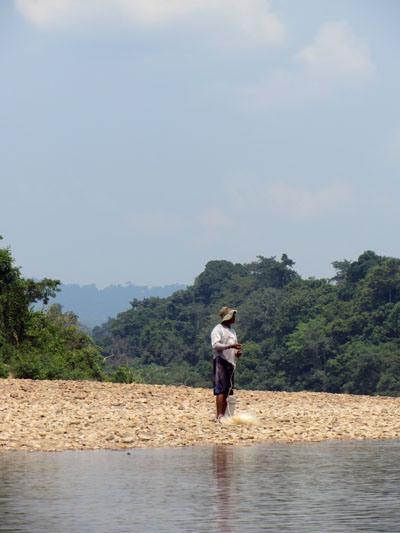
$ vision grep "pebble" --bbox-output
[0,378,400,452]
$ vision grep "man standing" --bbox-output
[211,306,242,421]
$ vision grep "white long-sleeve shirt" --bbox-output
[211,323,238,367]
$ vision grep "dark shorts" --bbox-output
[213,356,234,396]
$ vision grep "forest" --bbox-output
[93,250,400,396]
[0,236,105,381]
[2,234,400,395]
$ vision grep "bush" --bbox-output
[0,361,9,378]
[109,365,142,384]
[11,350,45,380]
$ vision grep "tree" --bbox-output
[0,237,105,381]
[356,259,400,310]
[0,236,59,347]
[248,254,298,289]
[285,317,332,385]
[94,250,400,395]
[193,260,244,304]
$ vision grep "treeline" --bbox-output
[3,232,400,396]
[0,237,170,384]
[94,251,400,396]
[0,237,107,380]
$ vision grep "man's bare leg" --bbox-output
[216,393,227,418]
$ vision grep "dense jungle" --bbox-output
[2,235,400,395]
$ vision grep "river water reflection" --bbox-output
[1,440,399,532]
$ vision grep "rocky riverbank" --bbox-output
[1,378,400,451]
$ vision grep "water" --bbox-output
[1,440,399,532]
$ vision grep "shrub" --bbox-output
[109,365,142,384]
[0,361,9,378]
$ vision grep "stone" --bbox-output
[1,378,400,451]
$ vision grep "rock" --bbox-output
[1,378,400,451]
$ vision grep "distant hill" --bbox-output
[48,283,186,328]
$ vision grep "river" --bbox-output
[1,440,399,532]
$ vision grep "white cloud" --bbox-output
[232,20,375,112]
[215,0,285,46]
[15,0,285,45]
[236,69,310,112]
[296,21,375,79]
[228,180,397,224]
[230,181,355,219]
[262,182,353,218]
[15,0,74,26]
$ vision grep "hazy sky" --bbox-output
[1,1,399,286]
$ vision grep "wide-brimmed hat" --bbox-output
[219,306,237,323]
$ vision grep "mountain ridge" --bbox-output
[50,282,186,328]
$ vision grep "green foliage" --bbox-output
[285,317,333,386]
[108,365,143,384]
[7,307,106,381]
[0,241,59,347]
[0,237,106,382]
[4,232,400,396]
[0,361,9,378]
[94,251,400,396]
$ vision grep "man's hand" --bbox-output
[231,343,243,357]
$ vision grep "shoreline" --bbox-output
[1,378,400,452]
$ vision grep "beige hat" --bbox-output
[219,306,237,323]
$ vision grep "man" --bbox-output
[211,306,242,421]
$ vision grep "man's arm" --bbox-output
[213,341,242,351]
[211,326,241,351]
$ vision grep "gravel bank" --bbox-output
[1,378,399,451]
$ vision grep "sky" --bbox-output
[1,0,400,287]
